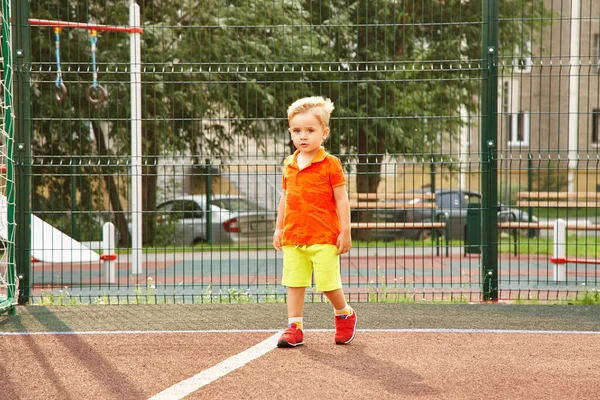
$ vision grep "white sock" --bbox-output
[335,305,352,315]
[288,317,303,330]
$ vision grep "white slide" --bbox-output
[0,195,100,263]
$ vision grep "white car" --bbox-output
[155,195,276,246]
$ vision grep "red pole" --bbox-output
[28,18,143,34]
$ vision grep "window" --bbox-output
[212,197,262,212]
[438,193,459,209]
[507,111,530,146]
[593,109,600,145]
[513,41,532,74]
[172,200,203,219]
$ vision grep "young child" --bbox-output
[273,96,356,347]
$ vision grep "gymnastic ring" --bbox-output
[54,82,67,102]
[86,84,107,105]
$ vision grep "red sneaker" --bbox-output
[335,310,357,344]
[277,323,304,348]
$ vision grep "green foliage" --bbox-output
[30,0,556,161]
[28,0,557,243]
[151,214,179,247]
[514,286,600,305]
[576,288,600,305]
[38,287,80,306]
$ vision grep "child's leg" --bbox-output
[287,286,306,318]
[323,288,348,310]
[325,287,356,344]
[282,245,311,321]
[311,245,351,314]
[312,244,356,344]
[278,246,310,348]
[277,286,306,348]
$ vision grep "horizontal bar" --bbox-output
[351,222,446,229]
[498,222,600,231]
[28,18,143,34]
[561,258,600,265]
[516,201,600,208]
[518,192,600,200]
[356,221,600,231]
[350,201,437,209]
[349,193,436,200]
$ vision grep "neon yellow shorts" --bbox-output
[281,244,342,292]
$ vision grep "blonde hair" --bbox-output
[287,96,335,128]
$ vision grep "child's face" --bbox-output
[288,110,330,157]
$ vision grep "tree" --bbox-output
[305,0,552,193]
[29,0,322,245]
[28,0,554,247]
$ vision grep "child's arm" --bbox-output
[333,185,352,254]
[273,189,286,251]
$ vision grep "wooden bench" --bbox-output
[517,192,600,208]
[349,192,437,211]
[349,222,446,230]
[350,193,436,201]
[348,193,449,255]
[349,193,439,227]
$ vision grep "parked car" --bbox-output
[155,195,276,246]
[351,188,538,241]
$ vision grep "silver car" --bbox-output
[156,195,276,246]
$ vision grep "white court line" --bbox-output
[1,328,600,336]
[3,329,600,400]
[143,328,600,399]
[148,331,282,400]
[0,329,279,336]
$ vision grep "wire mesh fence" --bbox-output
[9,0,600,304]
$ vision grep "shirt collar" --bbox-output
[284,147,327,168]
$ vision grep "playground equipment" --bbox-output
[0,199,118,283]
[32,17,144,104]
[29,220,118,284]
[551,218,600,281]
[28,4,144,276]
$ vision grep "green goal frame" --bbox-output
[0,0,18,315]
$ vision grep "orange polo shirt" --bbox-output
[281,147,346,245]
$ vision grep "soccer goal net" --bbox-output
[0,0,17,314]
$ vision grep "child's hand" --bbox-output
[273,229,283,251]
[336,231,352,254]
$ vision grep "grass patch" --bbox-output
[513,286,600,305]
[365,267,471,304]
[526,207,600,220]
[499,235,600,257]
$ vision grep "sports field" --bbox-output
[1,304,599,399]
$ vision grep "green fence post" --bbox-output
[12,0,32,305]
[480,0,499,301]
[430,156,436,194]
[204,161,212,244]
[527,154,534,238]
[71,163,78,240]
